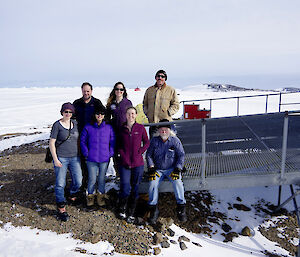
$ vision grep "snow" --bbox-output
[0,86,299,257]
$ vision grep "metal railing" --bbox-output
[181,91,300,117]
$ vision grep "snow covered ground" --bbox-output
[0,86,299,257]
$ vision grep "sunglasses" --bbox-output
[115,88,124,91]
[64,111,73,114]
[156,75,165,79]
[96,112,105,115]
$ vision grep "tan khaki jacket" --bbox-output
[143,83,179,123]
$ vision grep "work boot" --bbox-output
[118,197,128,220]
[86,194,95,207]
[148,205,159,225]
[57,202,69,222]
[177,204,187,222]
[126,197,137,224]
[96,191,107,207]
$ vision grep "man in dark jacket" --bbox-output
[73,82,105,133]
[73,82,105,191]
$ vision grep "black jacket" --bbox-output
[73,96,105,133]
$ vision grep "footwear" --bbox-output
[118,197,128,220]
[57,202,69,222]
[177,204,187,222]
[96,191,107,207]
[148,205,159,225]
[86,194,95,207]
[68,193,81,206]
[126,215,135,223]
[126,197,137,223]
[57,211,70,222]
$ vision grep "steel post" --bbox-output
[201,119,206,182]
[279,92,282,112]
[280,112,289,180]
[265,95,269,113]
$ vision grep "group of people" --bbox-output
[49,70,187,224]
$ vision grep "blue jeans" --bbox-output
[148,168,186,205]
[54,156,82,204]
[86,161,109,194]
[119,165,144,199]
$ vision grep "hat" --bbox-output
[157,119,171,129]
[94,106,106,115]
[155,70,167,81]
[60,102,75,115]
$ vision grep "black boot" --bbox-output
[177,204,187,222]
[57,202,69,222]
[118,197,128,220]
[148,205,159,225]
[126,197,137,224]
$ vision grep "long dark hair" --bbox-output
[107,82,128,107]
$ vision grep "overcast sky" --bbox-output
[1,0,300,89]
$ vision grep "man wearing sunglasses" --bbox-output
[143,70,179,137]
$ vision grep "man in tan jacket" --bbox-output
[143,70,179,125]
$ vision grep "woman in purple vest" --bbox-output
[80,106,115,208]
[117,106,150,223]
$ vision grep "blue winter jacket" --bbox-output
[80,121,115,163]
[146,135,185,170]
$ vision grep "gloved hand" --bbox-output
[170,167,181,180]
[148,167,160,181]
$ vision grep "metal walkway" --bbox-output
[139,111,300,193]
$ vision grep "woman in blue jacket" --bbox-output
[80,106,115,207]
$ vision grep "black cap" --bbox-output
[157,119,171,129]
[155,70,167,81]
[94,106,106,115]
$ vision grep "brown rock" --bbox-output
[161,241,170,248]
[222,223,232,232]
[153,247,161,255]
[233,203,251,211]
[241,226,251,236]
[153,233,164,245]
[178,235,190,242]
[179,241,188,250]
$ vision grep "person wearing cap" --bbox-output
[49,102,82,221]
[80,106,115,208]
[146,119,187,224]
[143,70,180,137]
[73,82,105,190]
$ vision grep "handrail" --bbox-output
[181,91,300,117]
[180,91,300,104]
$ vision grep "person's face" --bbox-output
[155,73,166,87]
[114,84,125,98]
[126,108,137,123]
[82,85,92,101]
[62,109,73,119]
[159,127,170,140]
[95,113,105,123]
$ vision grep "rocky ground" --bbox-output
[0,140,298,256]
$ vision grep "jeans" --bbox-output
[148,168,186,205]
[119,165,144,199]
[54,156,82,204]
[86,161,109,194]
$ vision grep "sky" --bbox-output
[1,0,300,89]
